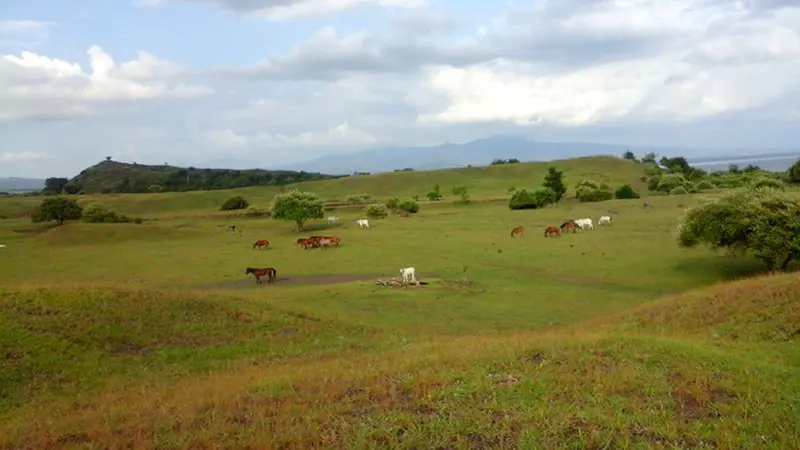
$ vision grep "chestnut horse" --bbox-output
[510,226,525,238]
[544,226,560,237]
[245,267,277,284]
[560,220,579,233]
[252,239,270,250]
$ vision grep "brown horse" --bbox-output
[560,220,579,233]
[544,226,560,237]
[252,239,270,250]
[510,226,525,238]
[245,267,277,284]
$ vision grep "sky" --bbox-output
[1,0,799,178]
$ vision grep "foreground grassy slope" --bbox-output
[0,156,646,216]
[1,273,797,448]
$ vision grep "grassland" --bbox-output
[1,157,799,448]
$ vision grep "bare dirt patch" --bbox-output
[196,273,390,290]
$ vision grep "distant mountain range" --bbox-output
[279,135,800,175]
[0,177,45,192]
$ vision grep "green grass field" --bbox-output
[1,158,799,448]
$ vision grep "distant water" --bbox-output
[689,155,799,173]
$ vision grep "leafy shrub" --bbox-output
[614,184,640,199]
[365,203,389,219]
[696,180,714,190]
[270,190,325,231]
[384,196,400,211]
[243,206,271,217]
[752,177,785,190]
[577,187,613,203]
[398,199,420,214]
[346,194,371,205]
[220,196,249,211]
[574,180,598,190]
[508,188,555,210]
[426,185,442,201]
[82,203,139,223]
[646,175,662,192]
[787,159,800,184]
[657,173,689,193]
[452,186,470,204]
[670,186,688,195]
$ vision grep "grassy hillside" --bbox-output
[1,155,647,217]
[1,158,798,448]
[63,159,342,194]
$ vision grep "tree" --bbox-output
[31,197,83,225]
[508,188,555,210]
[787,158,800,184]
[270,189,325,231]
[43,177,69,195]
[677,188,800,271]
[542,167,566,202]
[452,186,470,203]
[398,199,420,214]
[622,151,637,161]
[641,152,657,164]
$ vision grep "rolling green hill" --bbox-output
[62,158,343,194]
[1,155,647,217]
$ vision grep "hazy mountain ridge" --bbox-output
[279,135,800,174]
[0,177,45,191]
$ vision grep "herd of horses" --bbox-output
[512,215,612,239]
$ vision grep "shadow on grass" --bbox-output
[673,254,785,282]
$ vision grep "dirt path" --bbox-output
[196,273,390,290]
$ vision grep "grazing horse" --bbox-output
[400,267,417,284]
[227,225,237,232]
[297,238,315,249]
[356,219,370,229]
[560,220,579,233]
[252,239,270,250]
[575,218,594,230]
[598,215,612,226]
[327,216,339,224]
[317,238,335,250]
[510,226,525,238]
[544,226,560,237]
[245,267,277,284]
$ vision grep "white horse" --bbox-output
[575,218,594,230]
[400,267,417,284]
[598,215,611,226]
[356,219,370,229]
[327,216,339,224]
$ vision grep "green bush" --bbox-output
[384,196,400,211]
[574,180,598,190]
[647,175,662,192]
[31,197,84,225]
[656,173,689,193]
[365,203,389,219]
[577,187,613,203]
[670,186,688,195]
[752,177,785,190]
[398,199,420,214]
[346,194,371,205]
[82,203,141,223]
[508,188,555,210]
[220,196,249,211]
[614,184,640,199]
[696,180,714,190]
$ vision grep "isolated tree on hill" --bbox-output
[641,152,657,164]
[43,177,69,195]
[542,167,566,202]
[676,188,800,271]
[270,189,325,232]
[622,151,637,161]
[787,158,800,184]
[31,197,83,225]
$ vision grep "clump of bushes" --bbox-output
[614,184,640,199]
[752,177,785,190]
[365,203,389,219]
[452,186,470,204]
[576,186,613,203]
[398,199,420,214]
[696,180,714,190]
[384,196,400,211]
[670,186,688,195]
[220,196,249,211]
[346,194,372,205]
[83,203,142,224]
[426,185,443,201]
[509,188,556,210]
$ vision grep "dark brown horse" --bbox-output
[544,226,560,237]
[510,226,525,238]
[560,220,579,233]
[252,239,270,250]
[245,267,277,284]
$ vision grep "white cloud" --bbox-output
[138,0,425,20]
[0,151,47,162]
[0,46,213,123]
[418,0,800,127]
[202,122,377,154]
